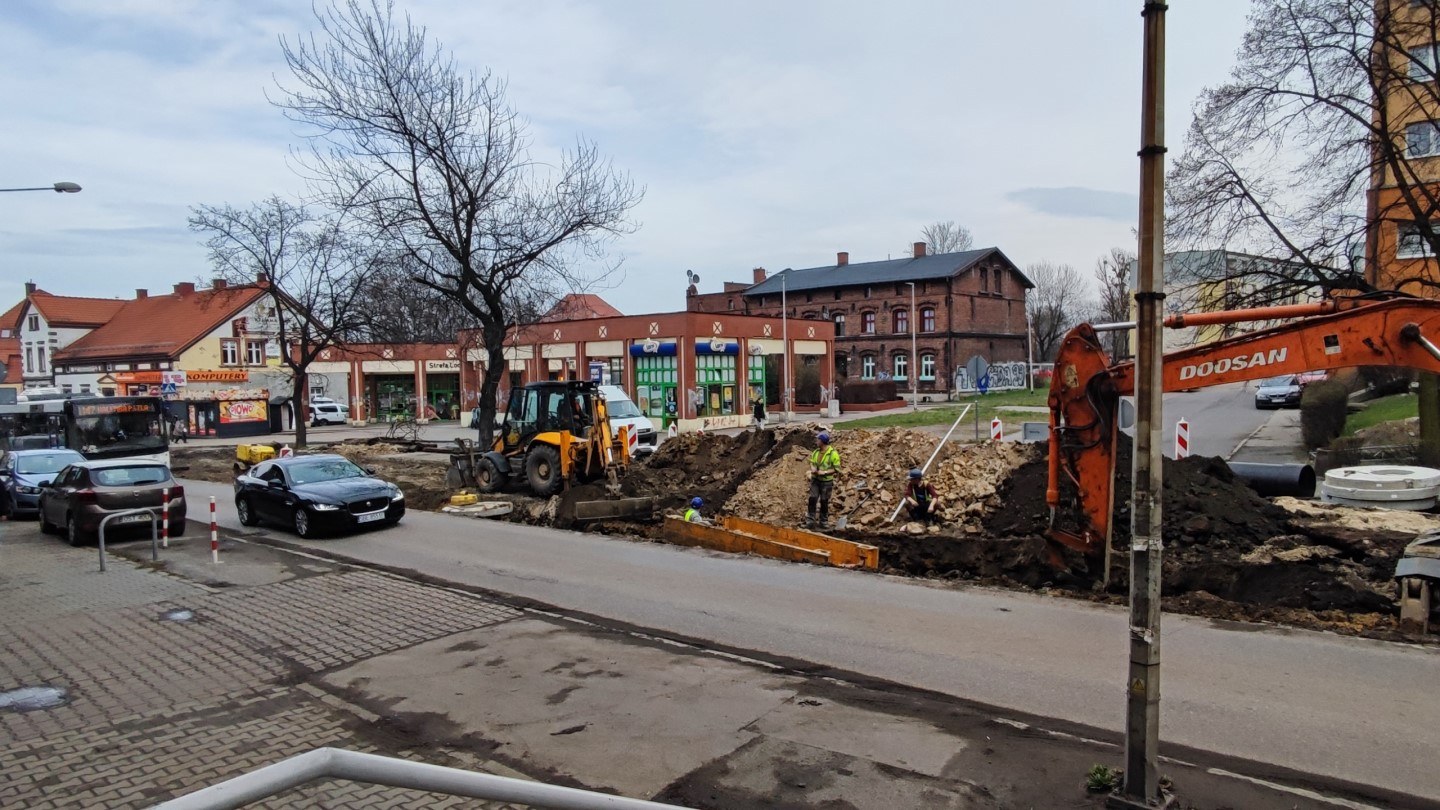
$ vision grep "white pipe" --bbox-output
[152,747,689,810]
[886,403,971,523]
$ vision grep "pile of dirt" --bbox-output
[622,428,817,515]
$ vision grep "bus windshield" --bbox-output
[74,410,167,457]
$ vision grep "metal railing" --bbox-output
[150,747,690,810]
[98,508,159,573]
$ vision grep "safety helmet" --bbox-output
[690,496,703,508]
[817,432,831,444]
[909,468,923,479]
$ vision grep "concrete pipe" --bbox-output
[1321,465,1440,511]
[1227,462,1317,498]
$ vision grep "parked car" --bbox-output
[233,454,405,538]
[600,385,658,456]
[310,401,349,426]
[0,448,84,517]
[1254,374,1304,409]
[37,459,186,546]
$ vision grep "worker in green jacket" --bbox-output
[806,432,841,529]
[683,496,712,526]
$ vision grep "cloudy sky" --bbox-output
[1,0,1253,314]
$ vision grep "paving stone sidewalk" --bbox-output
[0,524,528,809]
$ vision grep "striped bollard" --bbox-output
[209,496,219,564]
[161,488,170,549]
[1175,418,1190,459]
[990,417,1003,443]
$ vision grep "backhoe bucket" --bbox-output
[571,496,659,523]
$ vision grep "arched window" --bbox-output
[920,353,937,381]
[920,307,936,332]
[893,353,909,381]
[861,311,876,334]
[833,313,846,337]
[893,308,909,334]
[861,355,877,379]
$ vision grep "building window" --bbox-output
[920,353,936,381]
[246,340,265,366]
[80,384,92,394]
[980,267,990,291]
[728,298,734,311]
[1411,45,1439,81]
[864,287,871,299]
[1398,222,1437,258]
[1407,120,1440,157]
[893,353,908,381]
[61,384,72,394]
[25,346,33,372]
[805,292,813,303]
[893,308,909,334]
[921,307,936,332]
[27,315,38,332]
[37,347,45,373]
[833,313,846,337]
[994,271,1003,295]
[861,355,876,379]
[861,311,876,334]
[221,339,239,366]
[833,289,841,301]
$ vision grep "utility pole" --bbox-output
[906,282,918,409]
[1119,1,1168,806]
[781,273,791,423]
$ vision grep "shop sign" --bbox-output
[161,371,187,387]
[641,339,660,354]
[114,372,163,384]
[187,369,250,383]
[708,338,727,353]
[219,399,268,424]
[425,359,461,372]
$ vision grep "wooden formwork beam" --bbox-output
[662,518,831,566]
[720,515,879,570]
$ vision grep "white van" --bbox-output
[309,400,349,426]
[600,385,657,456]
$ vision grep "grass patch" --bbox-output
[840,387,1048,432]
[1342,392,1418,437]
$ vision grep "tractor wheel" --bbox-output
[477,458,507,494]
[525,445,564,497]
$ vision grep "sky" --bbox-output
[0,0,1255,315]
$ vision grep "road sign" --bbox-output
[160,382,178,396]
[977,372,990,395]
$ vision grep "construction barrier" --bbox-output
[721,515,879,570]
[662,516,880,570]
[1175,418,1189,459]
[990,418,1003,442]
[209,497,219,564]
[161,487,171,549]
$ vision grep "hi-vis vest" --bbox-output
[809,446,840,481]
[684,508,702,522]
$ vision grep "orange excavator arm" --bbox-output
[1046,294,1440,558]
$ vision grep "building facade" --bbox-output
[688,244,1031,399]
[14,284,125,390]
[305,343,464,423]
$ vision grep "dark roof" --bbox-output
[744,248,1032,296]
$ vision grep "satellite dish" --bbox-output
[691,272,701,284]
[685,269,698,284]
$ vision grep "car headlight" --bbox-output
[390,489,405,502]
[311,502,342,511]
[16,485,41,495]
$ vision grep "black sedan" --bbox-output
[234,454,405,538]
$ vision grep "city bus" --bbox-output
[0,395,170,465]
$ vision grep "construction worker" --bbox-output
[806,432,841,528]
[683,496,712,525]
[902,468,943,522]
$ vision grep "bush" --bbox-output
[838,379,898,404]
[1300,379,1349,449]
[1358,366,1413,397]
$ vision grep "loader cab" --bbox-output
[496,382,598,456]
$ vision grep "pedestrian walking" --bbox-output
[751,390,767,431]
[901,468,943,522]
[0,473,12,522]
[805,432,841,529]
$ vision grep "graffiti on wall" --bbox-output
[954,361,1028,393]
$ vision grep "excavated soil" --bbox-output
[172,425,1438,642]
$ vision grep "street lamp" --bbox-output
[0,182,82,193]
[905,282,917,410]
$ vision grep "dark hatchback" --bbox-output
[233,454,405,538]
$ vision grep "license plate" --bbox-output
[119,514,151,524]
[356,511,386,524]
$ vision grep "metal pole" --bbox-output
[1123,0,1167,804]
[1027,310,1035,391]
[908,282,918,410]
[782,274,791,423]
[887,403,971,523]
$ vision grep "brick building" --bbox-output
[688,243,1032,398]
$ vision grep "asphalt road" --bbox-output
[182,477,1439,803]
[1162,381,1276,459]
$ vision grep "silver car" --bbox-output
[1,448,85,516]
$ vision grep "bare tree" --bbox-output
[1094,247,1134,358]
[189,197,370,448]
[920,220,974,255]
[275,0,643,438]
[349,257,478,344]
[1025,261,1092,362]
[1166,0,1440,302]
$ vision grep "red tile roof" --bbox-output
[0,337,19,386]
[0,297,28,332]
[54,285,268,362]
[27,291,127,327]
[540,294,623,322]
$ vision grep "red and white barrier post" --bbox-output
[161,488,170,549]
[1175,417,1190,459]
[990,417,1004,443]
[209,496,219,564]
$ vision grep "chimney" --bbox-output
[212,278,228,290]
[24,281,36,295]
[913,242,927,258]
[752,267,767,284]
[257,271,270,285]
[173,282,196,295]
[837,251,849,267]
[136,289,148,300]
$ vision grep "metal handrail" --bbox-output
[98,508,159,572]
[150,747,690,810]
